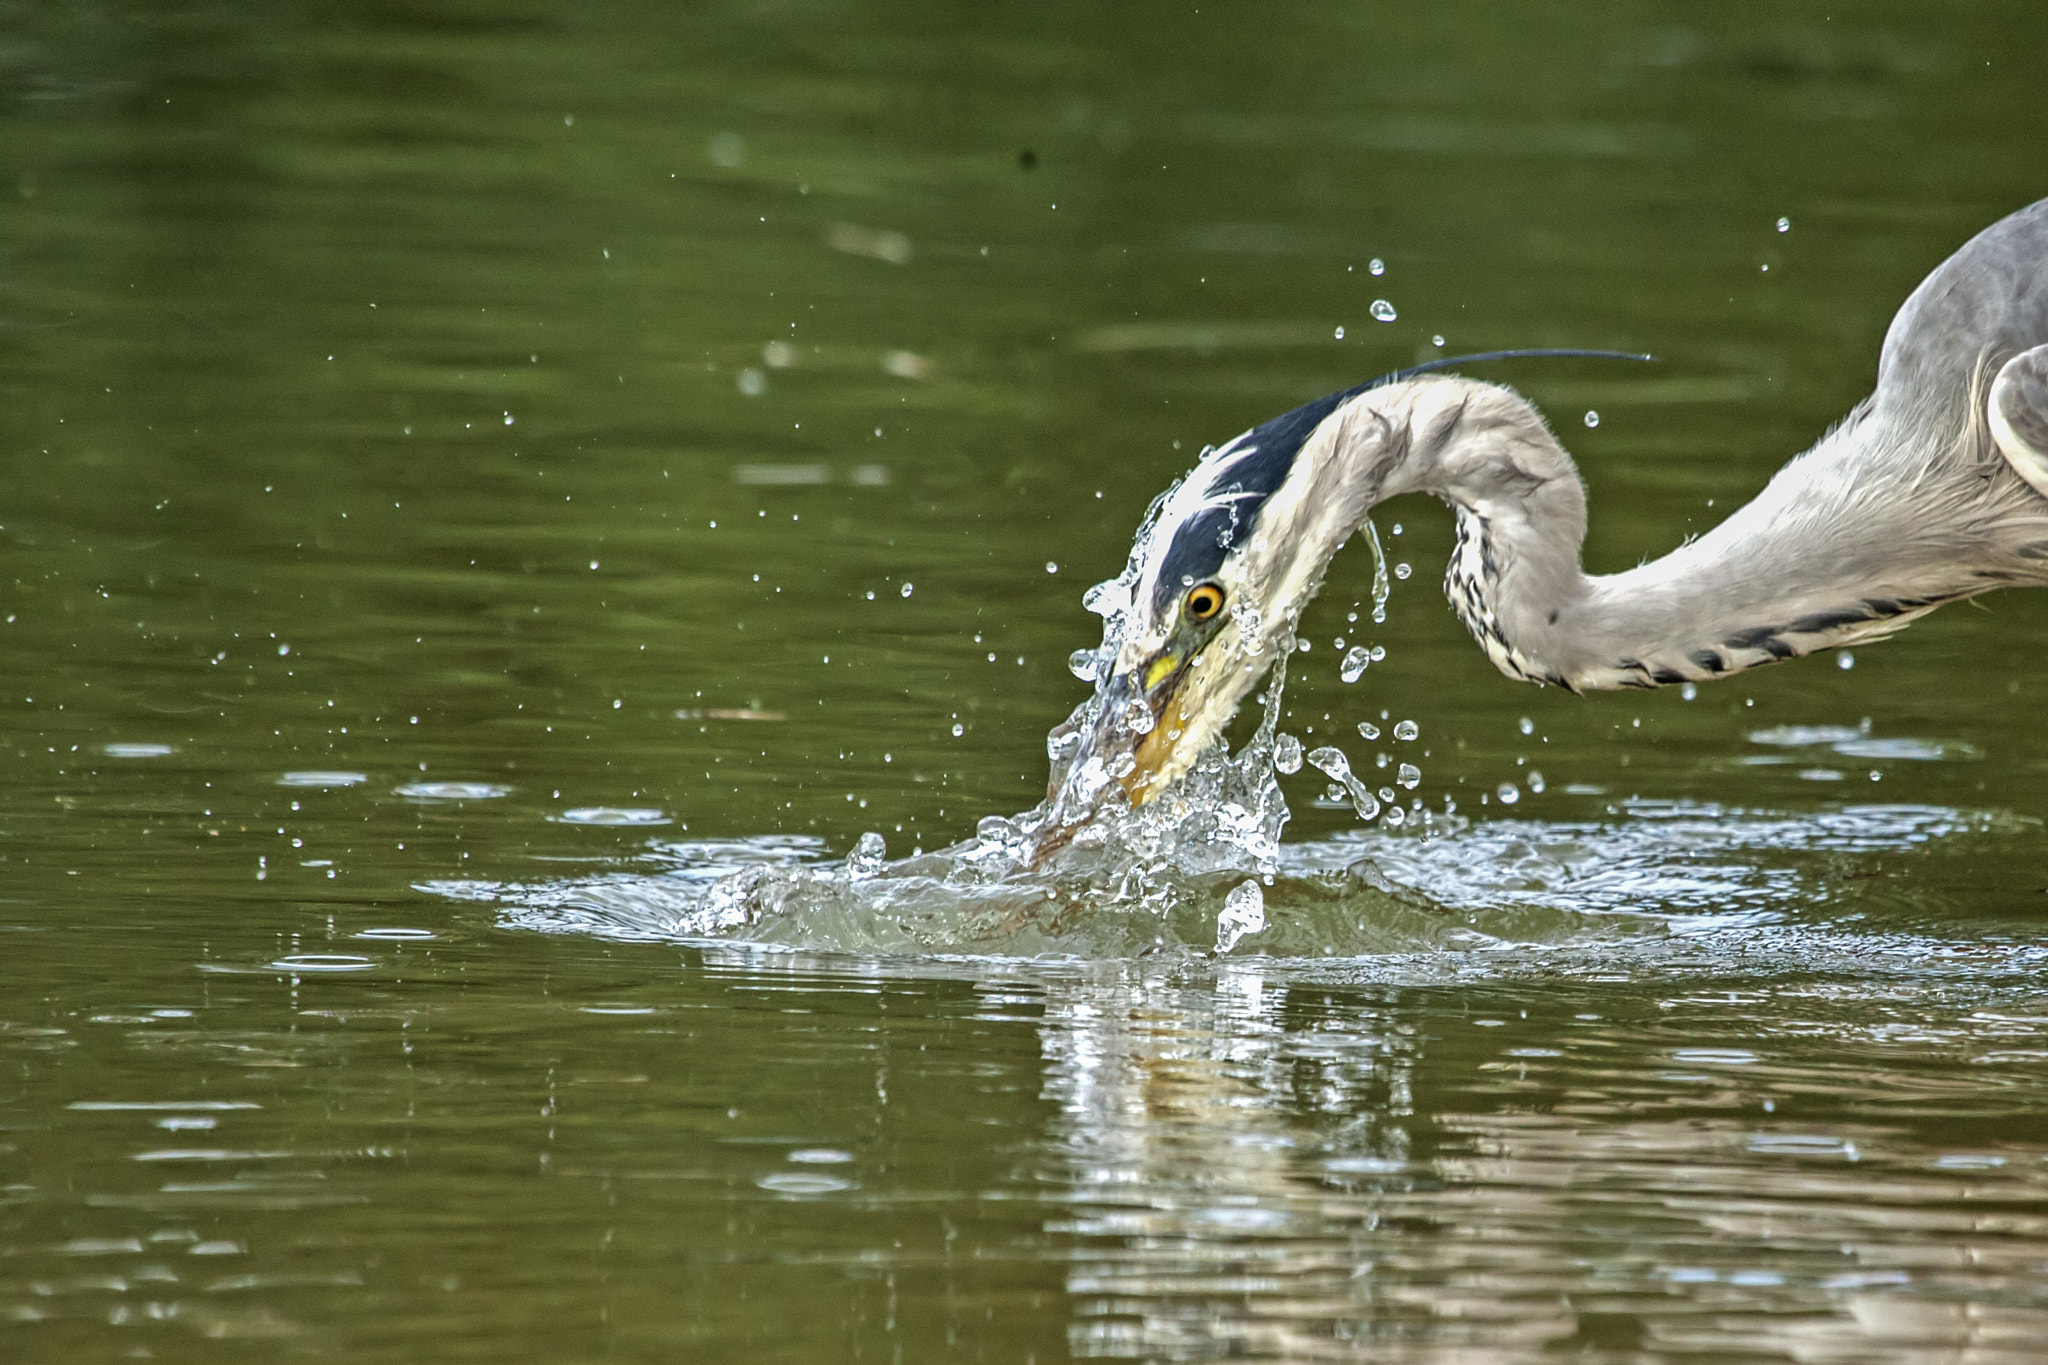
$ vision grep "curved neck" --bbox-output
[1318,376,2024,691]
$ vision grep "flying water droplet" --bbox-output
[1496,782,1520,805]
[1383,805,1406,827]
[1776,216,1791,233]
[1357,722,1380,741]
[1369,299,1397,322]
[1067,649,1099,681]
[1393,562,1411,580]
[1681,682,1698,700]
[1368,258,1386,276]
[1583,410,1600,428]
[1527,770,1546,793]
[1519,716,1534,735]
[1364,517,1391,624]
[1397,762,1421,790]
[1121,698,1155,736]
[1340,646,1372,683]
[1394,720,1418,741]
[1377,786,1396,804]
[1333,325,1346,340]
[1306,746,1380,820]
[950,722,964,737]
[1273,733,1303,774]
[1837,651,1855,670]
[1215,880,1266,954]
[900,581,915,598]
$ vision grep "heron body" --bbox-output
[1055,196,2048,818]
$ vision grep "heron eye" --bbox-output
[1184,583,1225,622]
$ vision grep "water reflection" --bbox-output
[1027,964,2048,1361]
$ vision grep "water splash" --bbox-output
[1215,880,1266,953]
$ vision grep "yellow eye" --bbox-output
[1184,583,1225,622]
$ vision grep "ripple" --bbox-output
[554,807,670,826]
[352,928,435,941]
[268,954,375,973]
[755,1172,852,1195]
[277,771,367,788]
[1832,737,1982,762]
[393,781,512,802]
[102,742,175,758]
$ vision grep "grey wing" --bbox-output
[1876,196,2048,428]
[1992,344,2048,498]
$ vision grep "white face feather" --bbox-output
[1120,429,1267,658]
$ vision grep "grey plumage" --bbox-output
[1060,197,2048,808]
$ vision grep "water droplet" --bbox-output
[1067,649,1099,681]
[1120,698,1155,736]
[1333,325,1346,340]
[1045,561,1059,574]
[1340,646,1372,683]
[1496,782,1520,805]
[1837,651,1855,670]
[1431,334,1445,348]
[900,582,914,598]
[1527,770,1545,794]
[1307,746,1380,819]
[1215,880,1266,953]
[1397,762,1421,790]
[1383,805,1405,827]
[1369,299,1397,322]
[1394,720,1418,741]
[1357,722,1380,741]
[1583,410,1600,428]
[1368,258,1385,276]
[950,722,964,737]
[1681,682,1698,701]
[1776,216,1791,233]
[1273,734,1303,774]
[1518,716,1534,735]
[737,368,767,396]
[1393,562,1411,580]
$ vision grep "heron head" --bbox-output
[1042,385,1381,831]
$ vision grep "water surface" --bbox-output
[6,1,2048,1359]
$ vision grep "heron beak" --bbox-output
[1033,644,1197,848]
[1120,650,1194,805]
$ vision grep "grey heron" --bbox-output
[1045,195,2048,831]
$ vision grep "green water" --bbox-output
[7,1,2048,1358]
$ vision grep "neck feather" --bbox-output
[1325,376,2048,691]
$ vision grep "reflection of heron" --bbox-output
[1063,197,2048,809]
